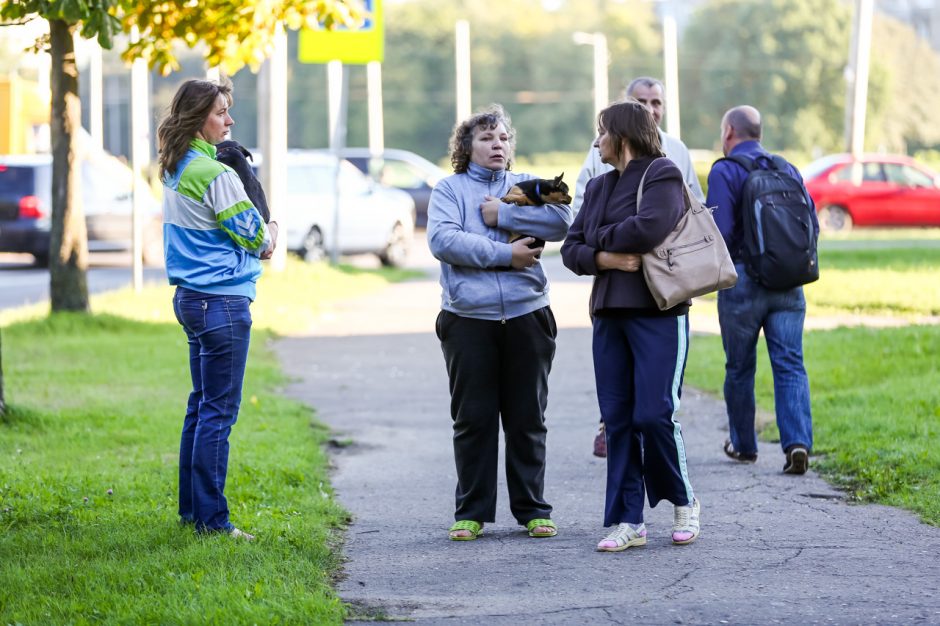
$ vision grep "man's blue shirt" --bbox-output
[706,140,816,262]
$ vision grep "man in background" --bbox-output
[573,76,704,458]
[706,105,815,476]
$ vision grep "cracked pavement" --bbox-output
[274,238,940,625]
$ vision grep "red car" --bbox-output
[802,153,940,231]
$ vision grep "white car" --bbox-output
[280,151,415,267]
[0,150,163,266]
[329,148,447,228]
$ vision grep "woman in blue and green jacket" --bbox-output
[157,79,277,540]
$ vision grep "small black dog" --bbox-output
[500,172,572,207]
[215,140,271,223]
[500,172,572,250]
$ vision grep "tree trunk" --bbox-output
[49,19,90,313]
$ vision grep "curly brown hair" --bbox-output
[598,99,664,161]
[157,78,233,179]
[448,104,516,174]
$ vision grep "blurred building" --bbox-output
[0,76,50,154]
[876,0,940,50]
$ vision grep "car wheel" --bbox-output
[379,223,410,268]
[818,205,853,232]
[301,227,326,263]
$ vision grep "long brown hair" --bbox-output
[598,99,664,161]
[157,78,233,179]
[448,104,516,174]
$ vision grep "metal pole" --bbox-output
[662,2,681,139]
[130,27,149,292]
[592,33,609,118]
[573,31,608,121]
[327,60,348,266]
[848,0,873,157]
[367,61,385,157]
[455,20,471,123]
[258,24,288,271]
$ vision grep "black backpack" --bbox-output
[720,154,819,290]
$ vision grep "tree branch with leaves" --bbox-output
[121,0,363,75]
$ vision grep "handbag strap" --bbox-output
[636,157,694,214]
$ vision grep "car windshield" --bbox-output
[801,155,846,180]
[287,163,334,194]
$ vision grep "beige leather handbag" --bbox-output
[638,161,738,310]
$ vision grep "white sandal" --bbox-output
[672,498,700,545]
[596,523,647,552]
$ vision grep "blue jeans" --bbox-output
[172,287,252,532]
[717,265,813,455]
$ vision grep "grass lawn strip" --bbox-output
[684,324,940,527]
[0,260,415,623]
[685,239,940,526]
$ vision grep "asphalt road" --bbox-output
[273,238,940,625]
[0,252,166,310]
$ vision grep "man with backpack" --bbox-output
[706,105,818,475]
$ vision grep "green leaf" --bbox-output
[59,0,86,22]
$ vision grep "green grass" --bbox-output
[691,236,940,318]
[1,257,422,331]
[807,243,940,316]
[0,259,416,624]
[513,151,585,180]
[686,238,940,526]
[685,325,940,525]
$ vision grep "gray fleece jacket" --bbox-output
[427,161,573,321]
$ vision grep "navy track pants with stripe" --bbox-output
[592,314,695,526]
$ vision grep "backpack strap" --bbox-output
[770,154,792,172]
[717,153,789,173]
[718,154,756,172]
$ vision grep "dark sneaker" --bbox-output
[593,423,607,458]
[784,446,809,475]
[723,438,757,463]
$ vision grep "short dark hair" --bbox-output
[448,104,516,174]
[725,107,762,141]
[598,99,664,160]
[625,76,664,98]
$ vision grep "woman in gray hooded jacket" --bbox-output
[427,104,572,541]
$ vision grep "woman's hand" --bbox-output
[511,237,543,269]
[261,220,279,260]
[595,251,641,272]
[481,195,501,227]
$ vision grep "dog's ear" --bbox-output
[554,172,564,185]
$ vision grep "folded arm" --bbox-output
[427,182,513,269]
[595,165,685,254]
[208,171,272,257]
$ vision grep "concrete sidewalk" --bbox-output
[273,243,940,625]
